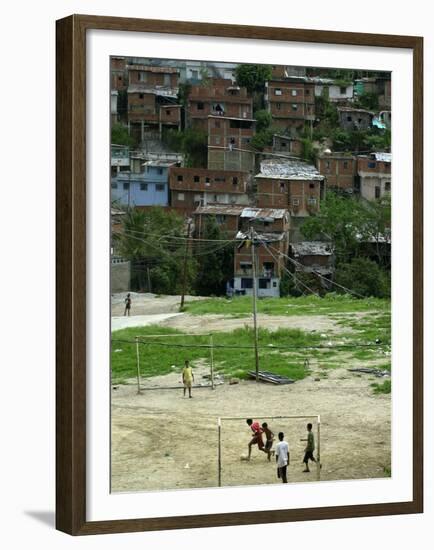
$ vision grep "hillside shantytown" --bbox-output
[110,59,391,300]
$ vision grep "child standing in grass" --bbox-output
[301,423,317,472]
[182,360,194,398]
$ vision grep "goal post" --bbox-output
[217,414,321,486]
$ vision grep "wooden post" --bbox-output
[218,418,222,487]
[135,336,142,395]
[179,219,192,311]
[316,417,321,481]
[147,266,152,293]
[250,227,259,381]
[210,334,215,390]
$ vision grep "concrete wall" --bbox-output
[111,259,131,293]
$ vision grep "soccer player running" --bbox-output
[182,360,194,398]
[246,419,269,460]
[301,422,317,472]
[261,422,275,461]
[275,432,290,483]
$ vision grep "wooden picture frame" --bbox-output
[56,14,423,535]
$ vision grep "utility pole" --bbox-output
[250,226,260,381]
[179,219,192,311]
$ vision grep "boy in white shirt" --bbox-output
[275,432,289,483]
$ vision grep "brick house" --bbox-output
[357,152,391,200]
[272,134,303,157]
[187,78,253,131]
[265,77,315,136]
[231,207,290,298]
[169,166,251,216]
[317,154,357,191]
[255,159,325,216]
[337,107,374,131]
[290,242,334,278]
[193,204,244,238]
[127,65,181,141]
[110,56,128,91]
[207,115,256,172]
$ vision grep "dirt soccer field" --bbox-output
[111,363,391,493]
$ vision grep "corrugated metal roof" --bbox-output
[127,85,179,98]
[292,242,333,256]
[194,205,245,216]
[373,152,392,163]
[142,160,177,167]
[256,159,324,181]
[240,207,288,220]
[236,231,286,242]
[127,65,180,74]
[337,106,375,115]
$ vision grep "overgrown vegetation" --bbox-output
[111,122,136,148]
[371,379,391,394]
[163,128,208,167]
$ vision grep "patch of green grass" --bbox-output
[111,325,325,382]
[371,379,391,394]
[184,294,390,317]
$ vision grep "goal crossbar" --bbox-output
[217,414,321,486]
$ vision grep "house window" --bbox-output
[291,89,297,96]
[291,104,298,111]
[305,89,310,95]
[368,162,377,168]
[240,262,252,272]
[308,198,317,206]
[340,86,347,94]
[280,182,286,191]
[166,110,171,115]
[276,103,281,110]
[139,93,144,99]
[358,118,362,123]
[241,278,253,289]
[232,177,238,185]
[292,198,300,206]
[274,88,282,95]
[123,182,129,190]
[140,183,148,191]
[205,177,211,185]
[178,192,185,201]
[273,281,277,287]
[375,186,381,199]
[347,115,352,122]
[259,279,271,289]
[194,175,200,183]
[156,184,165,191]
[118,76,122,81]
[385,182,391,192]
[216,215,226,224]
[280,141,287,147]
[197,102,204,110]
[215,136,221,145]
[177,174,183,182]
[111,183,118,189]
[158,168,163,175]
[309,183,315,189]
[343,161,348,168]
[325,161,330,169]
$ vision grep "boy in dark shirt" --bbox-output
[301,422,317,472]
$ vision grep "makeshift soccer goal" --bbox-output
[217,415,321,486]
[129,333,217,393]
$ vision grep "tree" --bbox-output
[115,207,197,293]
[355,91,379,111]
[162,128,208,167]
[335,258,390,298]
[111,123,136,147]
[254,109,272,132]
[194,217,234,296]
[301,192,365,262]
[234,64,272,94]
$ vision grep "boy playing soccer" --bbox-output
[261,422,275,461]
[301,422,317,472]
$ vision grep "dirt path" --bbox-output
[160,313,349,334]
[111,292,205,316]
[111,366,390,493]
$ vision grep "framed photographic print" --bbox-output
[56,14,423,535]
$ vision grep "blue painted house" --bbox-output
[111,160,176,207]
